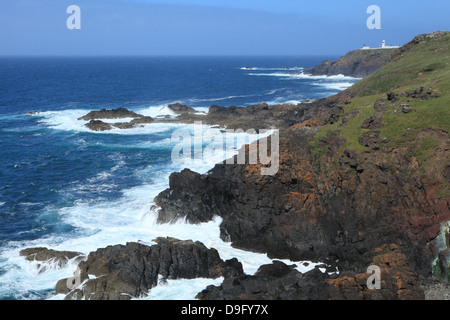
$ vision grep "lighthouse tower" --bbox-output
[382,40,386,48]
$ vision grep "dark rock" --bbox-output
[387,92,399,102]
[198,248,424,300]
[390,31,449,62]
[168,103,197,114]
[78,107,142,121]
[196,261,330,300]
[20,247,84,273]
[254,260,297,278]
[85,120,113,131]
[223,258,244,278]
[112,116,155,129]
[153,119,446,276]
[402,104,415,113]
[438,248,450,276]
[359,130,381,150]
[175,99,337,131]
[420,275,450,300]
[112,121,136,129]
[373,98,388,112]
[407,86,440,101]
[360,115,383,129]
[129,116,155,124]
[155,169,223,224]
[305,49,394,78]
[57,238,226,300]
[329,106,344,124]
[79,108,154,131]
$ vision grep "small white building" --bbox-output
[361,40,400,50]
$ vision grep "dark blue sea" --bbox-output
[0,56,358,300]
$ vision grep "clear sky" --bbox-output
[0,0,449,56]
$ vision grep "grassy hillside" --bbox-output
[311,31,450,198]
[347,32,450,97]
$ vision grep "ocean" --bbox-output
[0,56,359,300]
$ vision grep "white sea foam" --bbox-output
[257,98,303,106]
[248,71,359,81]
[34,109,192,135]
[135,104,177,118]
[138,277,224,300]
[312,81,356,90]
[187,94,255,103]
[247,72,359,93]
[240,67,304,71]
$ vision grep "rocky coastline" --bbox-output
[19,31,450,300]
[303,47,395,78]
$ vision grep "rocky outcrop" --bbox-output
[305,49,395,78]
[77,107,142,121]
[55,238,240,300]
[85,119,113,131]
[167,103,197,114]
[175,99,338,130]
[78,108,154,131]
[327,244,425,300]
[154,106,449,276]
[197,245,425,300]
[19,247,84,272]
[421,275,450,300]
[78,101,336,132]
[196,260,330,300]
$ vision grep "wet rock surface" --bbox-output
[20,247,84,267]
[56,238,235,300]
[19,247,85,273]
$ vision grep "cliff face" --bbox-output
[155,32,450,279]
[305,48,395,78]
[154,115,448,274]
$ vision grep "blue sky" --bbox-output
[0,0,449,56]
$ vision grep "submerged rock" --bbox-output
[77,107,142,121]
[19,247,84,272]
[167,103,197,114]
[85,119,113,131]
[79,108,154,131]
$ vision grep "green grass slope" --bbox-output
[312,31,450,198]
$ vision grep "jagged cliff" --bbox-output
[304,48,395,78]
[155,31,450,290]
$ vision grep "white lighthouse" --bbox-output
[360,40,400,50]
